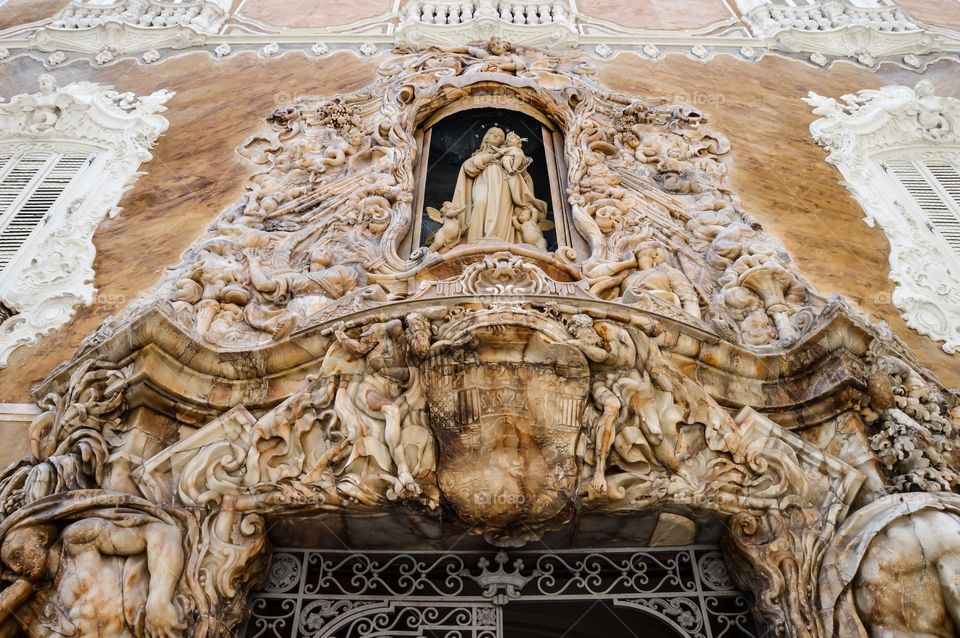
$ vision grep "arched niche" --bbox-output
[403,91,584,258]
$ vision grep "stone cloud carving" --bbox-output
[0,42,957,638]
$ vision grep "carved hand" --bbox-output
[145,599,185,638]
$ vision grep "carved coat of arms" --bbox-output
[423,314,589,540]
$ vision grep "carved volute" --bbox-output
[0,40,958,638]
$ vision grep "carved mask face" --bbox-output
[488,38,508,56]
[347,128,364,147]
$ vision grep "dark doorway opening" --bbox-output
[504,600,684,638]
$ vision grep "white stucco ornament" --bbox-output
[805,81,960,353]
[0,76,173,366]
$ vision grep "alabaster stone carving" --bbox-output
[0,513,186,638]
[437,125,551,248]
[0,41,958,638]
[820,492,960,638]
[860,346,960,493]
[72,38,822,351]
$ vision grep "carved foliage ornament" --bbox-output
[78,39,827,352]
[0,43,958,638]
[805,81,960,353]
[0,75,172,367]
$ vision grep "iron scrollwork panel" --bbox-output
[244,547,762,638]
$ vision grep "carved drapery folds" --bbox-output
[0,42,958,638]
[0,75,172,368]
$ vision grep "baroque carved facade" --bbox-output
[0,39,956,638]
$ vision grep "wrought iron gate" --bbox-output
[244,546,762,638]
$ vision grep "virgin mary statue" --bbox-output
[450,126,547,244]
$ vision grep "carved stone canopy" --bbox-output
[0,41,958,638]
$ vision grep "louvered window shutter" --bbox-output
[0,150,93,277]
[883,158,960,258]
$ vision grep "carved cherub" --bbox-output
[500,131,532,175]
[1,75,83,136]
[425,201,466,253]
[512,205,552,251]
[910,80,952,139]
[304,126,365,175]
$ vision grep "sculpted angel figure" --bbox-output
[512,204,551,251]
[910,80,952,139]
[303,126,366,176]
[1,75,83,135]
[425,201,466,253]
[245,243,368,338]
[459,37,527,75]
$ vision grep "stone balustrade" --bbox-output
[402,0,575,28]
[50,0,229,34]
[396,0,577,48]
[743,0,918,37]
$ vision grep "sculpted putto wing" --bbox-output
[425,206,443,223]
[0,94,39,113]
[538,219,555,231]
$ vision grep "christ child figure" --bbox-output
[500,131,532,175]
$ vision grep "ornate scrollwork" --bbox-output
[2,40,956,638]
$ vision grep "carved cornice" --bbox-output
[0,0,958,68]
[0,76,172,367]
[805,82,960,353]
